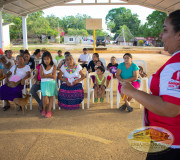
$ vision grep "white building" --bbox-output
[2,22,13,47]
[64,35,93,45]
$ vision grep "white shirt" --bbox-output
[10,65,30,79]
[79,54,92,64]
[60,64,82,84]
[41,64,55,82]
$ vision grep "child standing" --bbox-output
[106,56,118,87]
[94,66,106,103]
[40,51,57,118]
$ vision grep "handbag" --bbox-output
[6,66,22,88]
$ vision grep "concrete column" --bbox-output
[0,7,4,51]
[22,15,28,49]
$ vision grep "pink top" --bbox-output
[36,64,41,81]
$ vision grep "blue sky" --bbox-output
[43,5,154,32]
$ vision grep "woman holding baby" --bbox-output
[58,54,85,110]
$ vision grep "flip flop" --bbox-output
[119,104,127,111]
[127,106,134,112]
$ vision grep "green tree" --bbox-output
[60,14,91,34]
[27,12,58,37]
[107,21,115,33]
[46,14,61,30]
[145,10,167,37]
[106,7,141,36]
[95,30,109,37]
[2,12,22,40]
[117,25,134,42]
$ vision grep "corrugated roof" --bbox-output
[0,0,179,16]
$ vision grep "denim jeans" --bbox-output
[30,83,42,108]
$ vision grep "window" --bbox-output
[69,38,73,41]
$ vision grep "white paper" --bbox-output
[68,77,75,85]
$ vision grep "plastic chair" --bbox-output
[58,79,84,110]
[116,59,148,109]
[133,60,149,93]
[87,71,113,109]
[116,79,142,109]
[99,58,107,69]
[29,71,56,110]
[116,58,124,64]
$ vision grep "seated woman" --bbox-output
[31,49,41,68]
[24,50,35,71]
[30,63,43,111]
[87,53,104,83]
[0,55,31,111]
[57,51,71,70]
[116,53,140,112]
[58,55,85,110]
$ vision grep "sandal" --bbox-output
[94,98,98,103]
[41,110,46,117]
[100,98,104,103]
[45,111,52,118]
[119,104,127,111]
[127,106,134,112]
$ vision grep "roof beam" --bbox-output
[165,2,180,10]
[0,0,18,6]
[58,2,136,6]
[19,0,73,16]
[120,0,170,13]
[11,2,31,13]
[3,8,19,15]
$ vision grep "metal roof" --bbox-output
[0,0,179,16]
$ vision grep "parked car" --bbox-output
[96,36,106,47]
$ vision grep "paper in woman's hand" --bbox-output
[68,77,75,85]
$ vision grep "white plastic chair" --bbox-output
[133,60,148,93]
[87,71,113,109]
[29,71,56,110]
[58,79,84,110]
[99,58,107,70]
[116,59,148,109]
[116,58,124,64]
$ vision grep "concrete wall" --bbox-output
[3,25,10,47]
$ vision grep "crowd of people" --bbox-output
[0,9,179,159]
[0,47,141,117]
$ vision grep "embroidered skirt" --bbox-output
[58,83,84,110]
[0,84,24,101]
[41,80,58,96]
